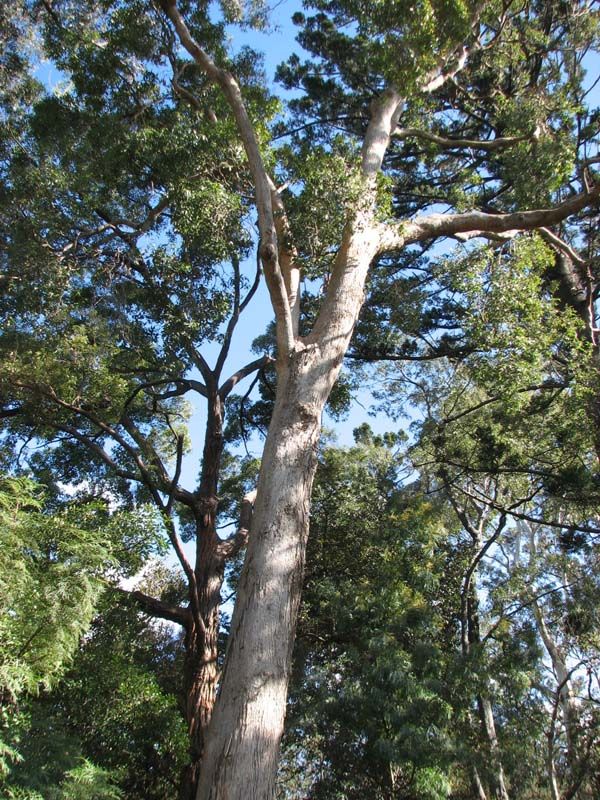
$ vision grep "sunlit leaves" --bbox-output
[0,478,110,704]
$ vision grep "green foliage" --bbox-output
[287,0,481,95]
[280,432,457,799]
[0,474,170,793]
[55,760,124,800]
[5,595,187,800]
[279,138,363,278]
[281,415,600,798]
[0,477,113,704]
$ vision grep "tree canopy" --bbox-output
[0,1,599,799]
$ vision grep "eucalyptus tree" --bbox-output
[2,1,600,799]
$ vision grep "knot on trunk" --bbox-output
[260,241,277,263]
[198,495,218,528]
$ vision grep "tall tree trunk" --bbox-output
[546,250,600,463]
[180,543,224,800]
[195,213,380,800]
[196,353,323,800]
[476,693,509,800]
[472,765,489,800]
[181,626,219,800]
[180,393,227,799]
[532,600,580,781]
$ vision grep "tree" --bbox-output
[0,475,149,795]
[167,3,598,797]
[10,585,190,800]
[278,429,455,800]
[1,2,599,798]
[278,428,598,798]
[0,477,108,712]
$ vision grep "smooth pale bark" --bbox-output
[477,693,510,800]
[195,362,321,800]
[472,766,490,800]
[196,218,381,800]
[533,603,578,752]
[466,581,510,800]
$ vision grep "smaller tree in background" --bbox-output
[279,429,457,800]
[0,475,163,797]
[10,585,190,800]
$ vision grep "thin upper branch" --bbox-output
[158,0,295,356]
[219,355,273,400]
[123,377,207,412]
[268,177,301,334]
[539,227,587,267]
[393,126,531,152]
[214,255,242,379]
[55,423,140,483]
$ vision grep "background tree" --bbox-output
[0,474,162,797]
[8,583,190,800]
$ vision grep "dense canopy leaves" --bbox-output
[0,0,599,798]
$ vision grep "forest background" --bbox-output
[0,2,599,800]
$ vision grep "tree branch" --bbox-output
[158,0,295,356]
[114,586,191,627]
[377,186,600,252]
[123,377,207,412]
[0,404,22,418]
[268,177,301,334]
[394,126,531,152]
[239,248,262,315]
[166,434,184,514]
[219,355,274,400]
[539,227,587,266]
[216,489,257,560]
[54,424,140,483]
[215,255,242,379]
